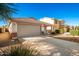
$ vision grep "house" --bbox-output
[0,27,2,33]
[0,26,8,33]
[8,18,50,39]
[40,17,64,32]
[63,25,70,32]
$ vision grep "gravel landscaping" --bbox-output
[53,33,79,43]
[0,35,79,56]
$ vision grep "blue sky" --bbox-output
[0,3,79,26]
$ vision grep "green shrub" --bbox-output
[70,30,74,36]
[51,32,56,35]
[70,30,79,36]
[59,28,64,34]
[55,29,60,34]
[75,30,79,35]
[0,45,40,56]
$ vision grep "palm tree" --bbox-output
[0,3,16,26]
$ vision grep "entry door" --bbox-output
[40,26,46,34]
[46,26,52,34]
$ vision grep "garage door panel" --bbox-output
[17,25,40,37]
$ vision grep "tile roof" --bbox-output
[11,18,50,25]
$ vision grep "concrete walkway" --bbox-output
[21,36,79,56]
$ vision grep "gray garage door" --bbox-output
[17,25,41,38]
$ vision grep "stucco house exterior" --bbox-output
[40,17,64,32]
[8,18,49,39]
[0,26,8,33]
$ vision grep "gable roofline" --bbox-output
[10,18,50,25]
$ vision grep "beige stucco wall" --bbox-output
[17,24,41,38]
[40,17,55,24]
[9,22,17,34]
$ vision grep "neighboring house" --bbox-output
[0,26,8,33]
[9,18,49,38]
[63,25,70,32]
[40,17,64,32]
[0,27,2,33]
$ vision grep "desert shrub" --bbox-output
[51,32,56,34]
[55,29,60,34]
[70,30,79,36]
[70,30,74,35]
[59,28,64,33]
[67,28,70,32]
[0,44,40,56]
[75,30,79,35]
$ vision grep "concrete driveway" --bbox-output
[21,36,79,56]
